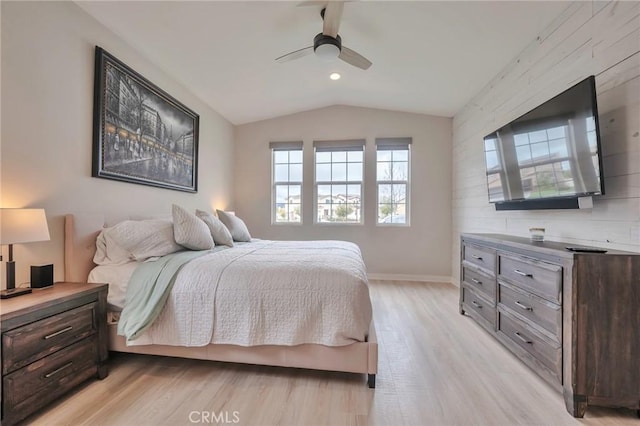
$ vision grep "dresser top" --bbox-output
[0,282,108,319]
[461,233,638,258]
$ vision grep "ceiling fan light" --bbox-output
[330,72,341,80]
[315,43,340,60]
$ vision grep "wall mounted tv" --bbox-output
[483,76,605,210]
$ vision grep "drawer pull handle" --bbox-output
[471,301,483,309]
[44,326,73,340]
[514,332,532,344]
[471,278,483,285]
[514,269,533,278]
[44,362,73,379]
[515,301,533,311]
[471,255,483,261]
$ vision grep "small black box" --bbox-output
[31,264,54,288]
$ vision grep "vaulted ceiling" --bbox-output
[77,1,571,125]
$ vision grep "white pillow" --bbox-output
[196,209,234,247]
[172,204,214,250]
[94,219,182,265]
[216,210,251,242]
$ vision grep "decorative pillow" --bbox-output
[216,210,251,242]
[196,209,234,247]
[172,204,214,250]
[94,219,183,265]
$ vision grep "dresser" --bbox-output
[1,282,108,425]
[459,234,639,418]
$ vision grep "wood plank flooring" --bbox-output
[27,281,638,425]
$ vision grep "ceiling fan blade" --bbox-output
[322,1,344,38]
[338,46,372,70]
[275,46,314,63]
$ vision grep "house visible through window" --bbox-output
[376,138,411,225]
[271,141,303,223]
[314,139,365,223]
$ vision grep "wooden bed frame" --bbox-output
[64,214,378,387]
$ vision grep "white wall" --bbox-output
[452,1,640,282]
[235,105,452,280]
[0,1,235,287]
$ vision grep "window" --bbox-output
[271,141,303,223]
[376,138,411,225]
[314,139,365,223]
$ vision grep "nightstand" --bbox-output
[0,282,108,426]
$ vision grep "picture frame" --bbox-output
[92,46,199,193]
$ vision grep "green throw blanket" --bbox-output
[118,250,210,341]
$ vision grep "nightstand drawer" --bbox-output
[2,303,97,375]
[2,338,97,418]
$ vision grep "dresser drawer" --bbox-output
[462,286,495,329]
[2,338,98,419]
[498,311,561,382]
[462,267,496,302]
[498,255,562,304]
[498,282,561,341]
[2,303,97,375]
[462,243,496,275]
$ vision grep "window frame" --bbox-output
[270,142,303,225]
[313,139,365,225]
[375,138,411,226]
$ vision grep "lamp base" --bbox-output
[0,287,32,299]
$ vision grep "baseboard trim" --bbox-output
[367,273,453,284]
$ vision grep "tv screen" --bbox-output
[484,76,604,208]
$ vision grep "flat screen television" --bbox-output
[483,76,605,210]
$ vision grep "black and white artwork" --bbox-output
[92,47,199,192]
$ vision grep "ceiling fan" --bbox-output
[275,1,372,70]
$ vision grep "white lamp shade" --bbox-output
[0,208,51,245]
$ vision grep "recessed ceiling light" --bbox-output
[330,72,341,81]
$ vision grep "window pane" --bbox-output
[332,163,347,181]
[393,162,408,180]
[290,164,302,181]
[316,164,331,181]
[348,163,363,181]
[318,184,331,198]
[516,146,531,165]
[486,150,500,169]
[378,204,393,222]
[529,130,547,143]
[275,164,289,182]
[377,162,391,181]
[316,151,331,163]
[377,150,391,162]
[347,184,361,201]
[332,184,347,199]
[393,184,407,203]
[514,133,529,146]
[392,150,408,161]
[548,139,568,158]
[348,151,363,162]
[275,185,288,203]
[378,184,392,203]
[547,126,566,140]
[274,151,288,164]
[288,204,301,222]
[289,185,301,198]
[289,150,302,163]
[332,151,347,162]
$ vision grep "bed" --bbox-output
[64,213,378,387]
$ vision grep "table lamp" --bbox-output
[1,208,51,299]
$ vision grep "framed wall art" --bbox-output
[92,46,199,192]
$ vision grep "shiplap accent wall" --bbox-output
[451,1,640,283]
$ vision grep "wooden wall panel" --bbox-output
[451,1,640,283]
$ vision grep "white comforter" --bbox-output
[104,240,372,347]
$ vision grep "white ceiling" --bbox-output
[77,1,571,125]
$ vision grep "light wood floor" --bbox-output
[28,281,638,425]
